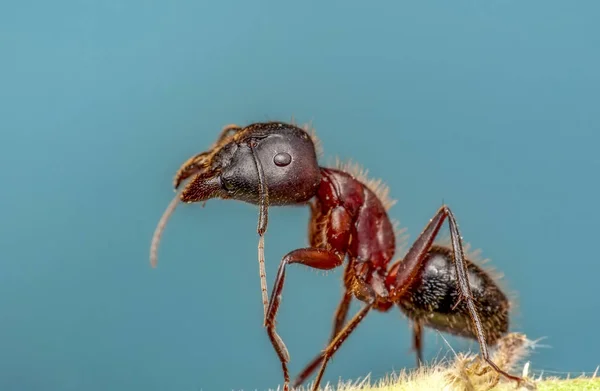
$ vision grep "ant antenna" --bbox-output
[150,191,181,268]
[251,144,270,320]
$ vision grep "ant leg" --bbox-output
[391,205,523,385]
[265,248,344,391]
[292,290,353,388]
[311,290,375,391]
[412,321,423,367]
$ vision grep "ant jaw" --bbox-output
[174,125,242,189]
[180,171,225,203]
[173,152,211,189]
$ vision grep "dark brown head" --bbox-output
[149,122,322,267]
[176,122,322,205]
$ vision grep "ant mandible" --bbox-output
[149,121,523,391]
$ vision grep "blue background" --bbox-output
[1,1,599,390]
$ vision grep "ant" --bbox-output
[150,121,523,391]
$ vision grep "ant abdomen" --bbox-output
[397,245,510,345]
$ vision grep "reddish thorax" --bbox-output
[312,168,396,289]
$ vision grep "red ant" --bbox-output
[150,122,523,391]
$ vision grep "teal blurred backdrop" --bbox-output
[1,1,599,390]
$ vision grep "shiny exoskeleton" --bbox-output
[150,122,522,391]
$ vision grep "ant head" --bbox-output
[150,121,322,268]
[176,122,322,205]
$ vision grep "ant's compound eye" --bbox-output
[273,152,292,167]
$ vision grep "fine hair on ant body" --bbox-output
[150,121,523,391]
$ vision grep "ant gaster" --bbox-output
[150,122,522,391]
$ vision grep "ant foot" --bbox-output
[474,365,493,376]
[514,377,537,390]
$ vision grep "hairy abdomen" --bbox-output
[397,245,509,345]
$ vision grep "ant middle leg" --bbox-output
[311,286,376,391]
[292,290,353,388]
[391,205,523,385]
[265,248,344,391]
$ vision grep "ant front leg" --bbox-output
[391,205,523,385]
[265,248,345,391]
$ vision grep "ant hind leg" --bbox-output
[412,321,424,367]
[391,205,523,385]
